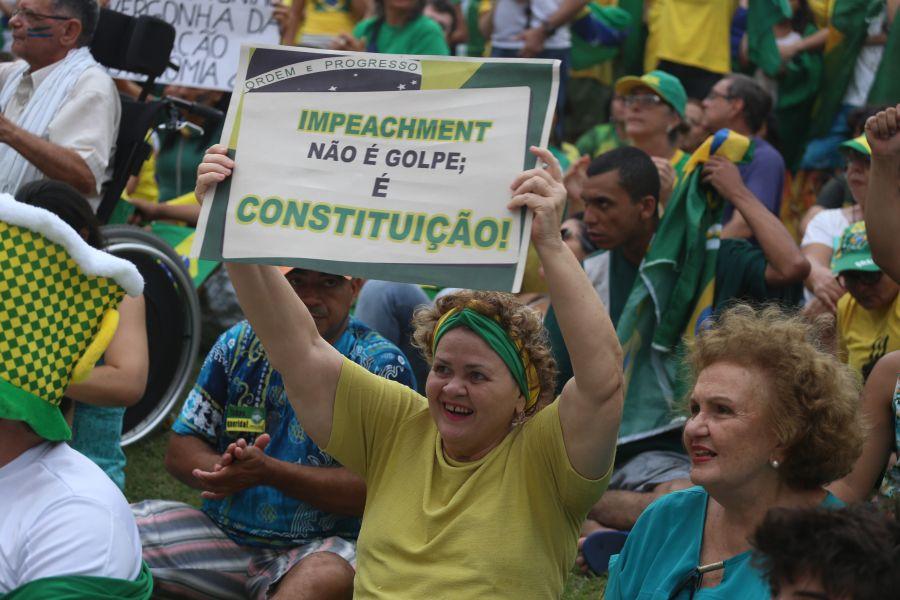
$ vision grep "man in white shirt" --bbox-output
[0,0,119,211]
[0,194,147,596]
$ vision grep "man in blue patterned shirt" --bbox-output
[132,268,416,600]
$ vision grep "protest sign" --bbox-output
[193,46,558,291]
[107,0,280,90]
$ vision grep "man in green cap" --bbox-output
[614,70,690,210]
[701,74,786,240]
[832,221,900,380]
[0,193,151,599]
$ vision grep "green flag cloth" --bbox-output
[614,130,753,442]
[747,0,793,77]
[465,0,487,57]
[0,562,153,600]
[775,23,825,170]
[614,0,645,77]
[867,13,900,104]
[810,0,882,137]
[570,3,633,71]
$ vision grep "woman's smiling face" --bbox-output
[426,327,524,462]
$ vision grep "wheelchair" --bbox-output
[90,9,221,445]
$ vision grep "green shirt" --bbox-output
[353,15,450,56]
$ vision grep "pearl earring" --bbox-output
[770,459,780,469]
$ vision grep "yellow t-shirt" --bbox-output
[837,292,900,380]
[289,0,358,46]
[326,358,613,599]
[645,0,737,74]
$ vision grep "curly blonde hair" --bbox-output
[411,290,557,418]
[684,304,864,490]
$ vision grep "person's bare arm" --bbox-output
[281,0,303,45]
[828,351,899,503]
[193,435,366,515]
[864,105,900,281]
[165,433,226,490]
[350,0,372,20]
[798,205,824,239]
[0,114,97,195]
[478,2,494,39]
[449,2,469,46]
[195,146,344,449]
[129,197,202,227]
[802,243,846,312]
[720,210,753,239]
[509,147,623,479]
[704,157,809,286]
[517,0,590,57]
[64,295,148,407]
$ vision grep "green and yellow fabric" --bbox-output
[615,130,753,443]
[775,23,825,170]
[746,0,793,77]
[868,13,899,104]
[0,193,143,441]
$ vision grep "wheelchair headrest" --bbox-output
[90,8,175,79]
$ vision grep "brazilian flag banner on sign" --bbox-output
[193,46,558,292]
[615,130,753,444]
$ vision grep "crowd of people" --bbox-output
[1,0,900,598]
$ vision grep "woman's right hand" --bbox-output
[195,144,234,205]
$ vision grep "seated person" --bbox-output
[831,222,899,380]
[132,267,416,599]
[0,0,119,210]
[15,179,148,491]
[752,504,900,599]
[0,193,149,597]
[701,74,786,239]
[801,135,873,314]
[605,305,863,598]
[829,351,900,504]
[559,146,808,547]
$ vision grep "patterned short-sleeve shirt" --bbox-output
[173,317,416,547]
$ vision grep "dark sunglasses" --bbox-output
[838,270,883,287]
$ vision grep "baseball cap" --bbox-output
[615,70,687,119]
[831,222,879,274]
[278,266,352,279]
[839,134,871,158]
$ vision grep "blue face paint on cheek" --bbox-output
[26,26,52,37]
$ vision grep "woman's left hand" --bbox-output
[508,146,566,251]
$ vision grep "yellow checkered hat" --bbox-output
[0,194,143,441]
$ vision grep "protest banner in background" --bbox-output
[192,46,558,291]
[107,0,280,90]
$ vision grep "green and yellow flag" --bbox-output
[615,130,753,443]
[867,12,899,104]
[747,0,793,77]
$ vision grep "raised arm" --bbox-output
[703,156,809,286]
[508,147,623,479]
[864,105,900,282]
[195,146,344,447]
[828,351,899,503]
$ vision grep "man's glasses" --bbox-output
[624,94,664,109]
[838,270,883,287]
[11,8,71,22]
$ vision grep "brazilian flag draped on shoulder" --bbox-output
[810,0,883,137]
[747,0,793,77]
[615,130,753,444]
[570,2,633,70]
[0,562,153,599]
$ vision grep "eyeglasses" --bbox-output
[624,93,665,108]
[838,270,883,287]
[705,90,734,102]
[11,7,72,22]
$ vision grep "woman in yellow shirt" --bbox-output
[194,144,624,598]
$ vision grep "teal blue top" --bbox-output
[605,486,844,599]
[70,404,126,491]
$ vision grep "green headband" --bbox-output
[432,307,541,409]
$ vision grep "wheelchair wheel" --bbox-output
[102,225,201,446]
